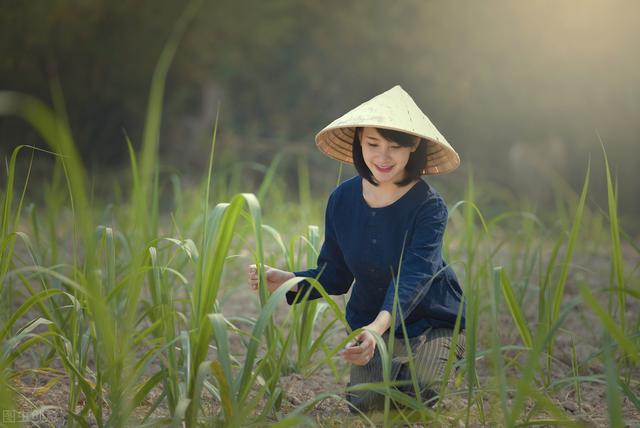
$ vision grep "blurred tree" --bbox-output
[0,0,188,163]
[0,0,638,228]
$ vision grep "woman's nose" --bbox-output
[379,148,392,158]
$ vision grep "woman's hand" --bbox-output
[340,329,377,366]
[247,263,295,293]
[340,312,391,366]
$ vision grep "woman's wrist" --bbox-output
[366,310,391,335]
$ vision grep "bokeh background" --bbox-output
[1,0,639,231]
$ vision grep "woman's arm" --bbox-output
[379,197,448,332]
[248,192,353,301]
[342,198,448,366]
[286,192,354,304]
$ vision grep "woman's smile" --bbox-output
[374,164,394,173]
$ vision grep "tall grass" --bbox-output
[1,28,638,428]
[2,127,638,425]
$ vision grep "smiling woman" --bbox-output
[247,85,466,414]
[354,126,424,190]
[354,126,425,208]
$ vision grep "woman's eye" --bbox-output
[366,142,400,149]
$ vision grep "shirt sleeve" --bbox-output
[286,192,354,305]
[380,197,448,331]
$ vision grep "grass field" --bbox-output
[1,20,638,426]
[0,99,638,426]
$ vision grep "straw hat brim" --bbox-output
[314,86,460,175]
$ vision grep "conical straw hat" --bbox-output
[315,85,460,175]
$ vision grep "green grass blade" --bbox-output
[600,140,626,334]
[257,153,282,202]
[490,267,510,425]
[551,161,589,322]
[209,313,236,421]
[138,0,203,240]
[500,269,533,348]
[578,282,638,363]
[602,334,624,428]
[236,276,306,401]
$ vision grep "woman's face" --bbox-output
[359,127,418,186]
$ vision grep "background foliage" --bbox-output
[1,0,639,230]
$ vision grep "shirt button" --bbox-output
[371,211,376,216]
[372,239,377,244]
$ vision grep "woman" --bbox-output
[247,85,465,413]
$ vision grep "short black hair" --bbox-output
[352,127,428,187]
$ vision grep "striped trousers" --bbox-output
[346,328,465,413]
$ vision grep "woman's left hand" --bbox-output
[340,329,376,366]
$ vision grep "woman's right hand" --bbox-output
[247,263,295,293]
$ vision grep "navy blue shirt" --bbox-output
[286,175,465,337]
